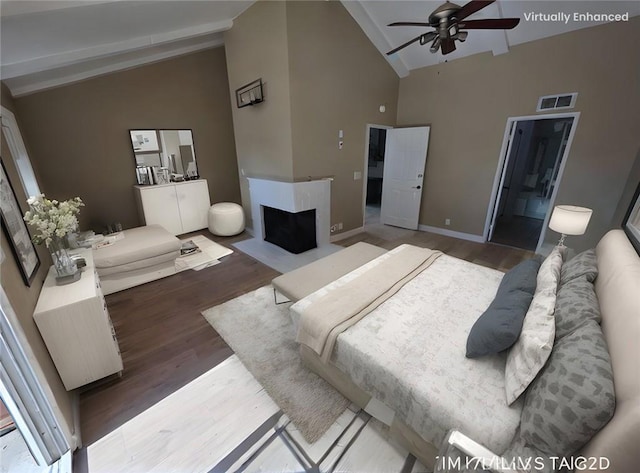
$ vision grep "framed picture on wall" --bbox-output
[623,181,640,255]
[0,160,40,286]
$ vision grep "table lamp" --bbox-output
[548,205,593,247]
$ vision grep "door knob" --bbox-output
[412,185,421,189]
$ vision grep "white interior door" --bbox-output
[380,126,430,230]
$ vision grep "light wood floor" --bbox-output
[74,225,533,471]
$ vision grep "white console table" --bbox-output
[33,249,123,391]
[134,179,210,235]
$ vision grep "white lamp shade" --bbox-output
[549,205,593,235]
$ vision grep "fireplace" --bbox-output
[247,177,331,249]
[263,206,317,254]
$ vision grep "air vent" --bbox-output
[537,93,578,112]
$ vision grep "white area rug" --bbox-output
[176,235,233,271]
[202,286,350,443]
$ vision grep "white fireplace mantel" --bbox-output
[247,178,331,247]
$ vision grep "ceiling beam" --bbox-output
[1,18,233,79]
[340,0,409,78]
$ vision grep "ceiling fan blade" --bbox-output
[458,18,520,29]
[440,37,456,55]
[388,22,432,27]
[455,0,495,21]
[386,35,423,55]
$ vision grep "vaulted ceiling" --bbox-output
[2,1,638,96]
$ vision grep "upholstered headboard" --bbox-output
[581,230,640,472]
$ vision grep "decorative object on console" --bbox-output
[0,160,40,286]
[235,78,264,108]
[23,193,84,285]
[548,204,593,247]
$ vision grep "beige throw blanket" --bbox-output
[296,245,442,362]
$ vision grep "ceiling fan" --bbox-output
[386,0,520,56]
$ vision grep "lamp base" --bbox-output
[557,234,567,247]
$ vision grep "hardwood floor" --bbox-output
[77,225,533,457]
[78,230,279,447]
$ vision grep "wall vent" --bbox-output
[537,93,578,112]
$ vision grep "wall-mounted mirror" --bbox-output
[130,129,199,185]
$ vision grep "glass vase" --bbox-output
[48,236,79,284]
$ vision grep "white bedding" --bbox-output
[291,253,523,454]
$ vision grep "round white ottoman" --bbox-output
[208,202,245,236]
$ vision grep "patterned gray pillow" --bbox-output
[502,435,554,473]
[519,320,615,458]
[555,276,601,339]
[560,249,598,286]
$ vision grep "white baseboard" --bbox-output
[330,226,365,242]
[418,224,485,243]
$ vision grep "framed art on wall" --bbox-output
[0,160,40,285]
[623,181,640,255]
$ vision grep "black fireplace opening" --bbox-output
[263,206,317,254]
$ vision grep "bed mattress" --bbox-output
[292,253,523,454]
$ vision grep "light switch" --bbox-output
[353,171,362,180]
[339,130,344,139]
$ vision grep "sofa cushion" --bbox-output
[466,258,541,358]
[518,319,615,458]
[560,248,598,286]
[555,276,601,339]
[504,248,562,405]
[93,224,181,269]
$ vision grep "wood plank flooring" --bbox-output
[78,231,279,447]
[77,225,533,461]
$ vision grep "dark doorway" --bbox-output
[365,127,387,225]
[490,117,574,251]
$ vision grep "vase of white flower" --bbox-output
[47,235,79,280]
[24,194,84,285]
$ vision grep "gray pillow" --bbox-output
[560,249,598,286]
[518,320,615,458]
[499,258,541,295]
[466,259,541,358]
[555,276,601,339]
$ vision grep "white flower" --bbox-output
[23,195,84,248]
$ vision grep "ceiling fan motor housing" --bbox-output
[428,1,462,26]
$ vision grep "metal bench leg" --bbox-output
[273,288,291,305]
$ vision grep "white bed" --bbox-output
[292,251,521,454]
[291,231,640,472]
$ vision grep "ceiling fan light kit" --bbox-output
[387,0,520,56]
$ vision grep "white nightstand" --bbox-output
[33,248,123,390]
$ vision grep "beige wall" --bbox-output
[398,18,640,252]
[287,1,399,232]
[225,0,399,232]
[12,48,240,232]
[1,83,76,445]
[224,0,295,224]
